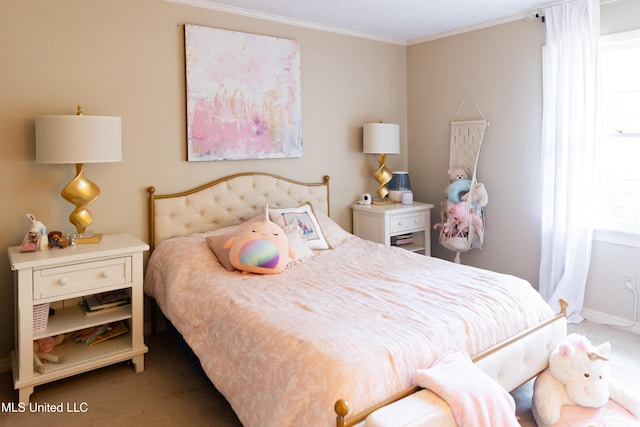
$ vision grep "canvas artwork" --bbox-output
[185,24,302,161]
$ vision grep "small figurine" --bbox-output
[20,214,47,252]
[20,231,39,252]
[33,335,64,373]
[27,213,46,235]
[48,231,70,249]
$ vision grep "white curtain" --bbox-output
[539,0,600,323]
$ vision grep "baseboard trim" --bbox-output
[581,307,640,335]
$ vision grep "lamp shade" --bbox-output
[388,171,411,191]
[363,123,400,154]
[36,115,122,164]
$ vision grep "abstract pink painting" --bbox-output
[185,25,302,161]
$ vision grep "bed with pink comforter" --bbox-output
[144,210,554,427]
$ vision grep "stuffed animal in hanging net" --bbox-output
[434,165,487,254]
[440,94,490,262]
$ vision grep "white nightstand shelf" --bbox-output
[10,333,139,390]
[352,202,435,255]
[33,301,132,340]
[7,233,149,403]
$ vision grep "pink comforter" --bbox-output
[144,213,553,427]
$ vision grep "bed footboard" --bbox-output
[335,299,568,427]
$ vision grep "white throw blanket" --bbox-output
[415,351,520,427]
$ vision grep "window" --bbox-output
[595,30,640,235]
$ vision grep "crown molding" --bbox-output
[408,12,527,45]
[165,0,408,46]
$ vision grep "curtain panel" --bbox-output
[539,0,600,322]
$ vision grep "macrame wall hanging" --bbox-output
[434,92,489,264]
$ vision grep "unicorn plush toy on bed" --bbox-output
[223,204,294,275]
[532,333,640,427]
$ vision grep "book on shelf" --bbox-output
[79,299,131,317]
[82,289,130,312]
[392,233,414,246]
[395,238,413,245]
[71,321,129,346]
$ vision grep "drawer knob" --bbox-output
[58,277,69,286]
[101,270,112,279]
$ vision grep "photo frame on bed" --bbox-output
[269,203,331,250]
[184,24,303,161]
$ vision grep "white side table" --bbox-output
[7,233,149,403]
[352,202,434,255]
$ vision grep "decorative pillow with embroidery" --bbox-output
[269,204,331,250]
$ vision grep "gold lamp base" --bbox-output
[61,163,102,244]
[71,233,103,245]
[372,153,394,202]
[372,199,397,206]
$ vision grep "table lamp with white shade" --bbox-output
[363,122,400,203]
[36,106,122,244]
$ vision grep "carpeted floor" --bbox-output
[0,320,637,426]
[0,328,243,427]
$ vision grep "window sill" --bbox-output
[593,229,640,248]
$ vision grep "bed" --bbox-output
[143,172,567,427]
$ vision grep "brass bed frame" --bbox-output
[145,171,567,427]
[334,300,568,426]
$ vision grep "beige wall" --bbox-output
[407,19,545,281]
[407,0,640,328]
[0,0,406,359]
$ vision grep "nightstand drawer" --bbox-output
[352,202,434,256]
[389,212,426,234]
[33,257,131,300]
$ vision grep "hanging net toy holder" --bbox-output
[435,93,489,264]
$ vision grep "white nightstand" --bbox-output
[7,233,149,403]
[352,202,435,255]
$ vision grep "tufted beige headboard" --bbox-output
[147,172,330,249]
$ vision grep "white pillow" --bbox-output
[313,209,352,247]
[269,204,330,250]
[283,225,315,264]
